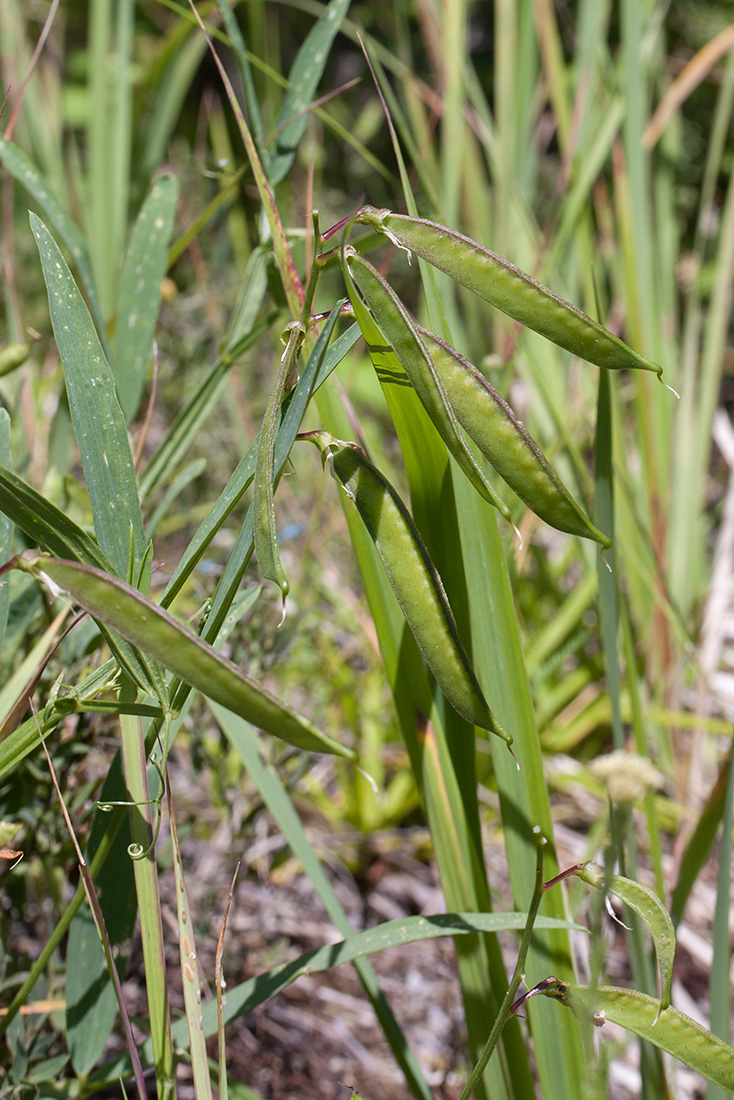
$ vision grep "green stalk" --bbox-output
[459,829,547,1100]
[119,680,175,1100]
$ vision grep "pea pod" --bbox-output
[531,979,734,1091]
[356,206,665,379]
[0,343,29,376]
[344,249,515,528]
[12,551,355,760]
[546,860,674,1014]
[301,431,513,747]
[418,328,611,548]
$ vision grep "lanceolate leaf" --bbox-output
[31,215,147,582]
[14,552,354,760]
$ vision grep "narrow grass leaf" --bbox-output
[0,139,107,343]
[707,746,734,1100]
[93,880,580,1086]
[189,1,304,315]
[671,749,731,926]
[31,214,147,582]
[267,0,351,184]
[253,326,300,602]
[165,308,349,636]
[15,552,354,760]
[213,0,267,164]
[159,308,347,722]
[114,174,179,422]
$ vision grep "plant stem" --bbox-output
[458,827,547,1100]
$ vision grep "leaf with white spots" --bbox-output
[31,214,147,583]
[114,175,178,422]
[268,0,351,184]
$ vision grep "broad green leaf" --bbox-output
[0,139,107,343]
[114,174,179,422]
[268,0,351,185]
[67,906,125,1077]
[15,552,354,760]
[30,215,147,582]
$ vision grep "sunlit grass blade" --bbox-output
[118,690,174,1100]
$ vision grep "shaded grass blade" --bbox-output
[0,138,107,344]
[266,0,351,185]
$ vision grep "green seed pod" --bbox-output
[301,431,513,747]
[356,206,665,379]
[344,249,515,528]
[0,343,30,376]
[535,979,734,1091]
[575,860,675,1014]
[418,327,611,548]
[14,551,354,760]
